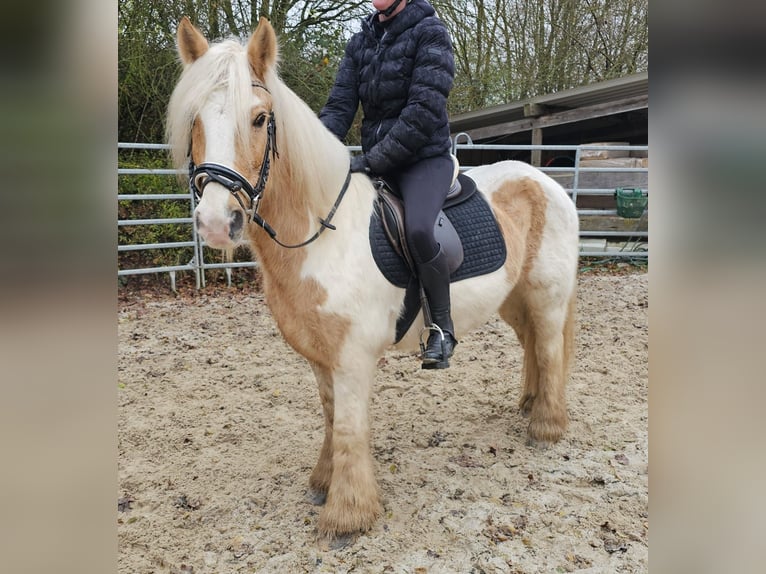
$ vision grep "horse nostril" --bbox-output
[195,213,204,230]
[229,210,244,240]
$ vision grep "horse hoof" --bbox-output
[525,435,552,449]
[317,532,358,551]
[526,418,567,446]
[317,497,381,542]
[330,533,357,550]
[306,489,327,506]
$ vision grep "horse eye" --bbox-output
[252,113,267,128]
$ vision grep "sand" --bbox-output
[118,270,648,573]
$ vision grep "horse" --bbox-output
[166,17,579,540]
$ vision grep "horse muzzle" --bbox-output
[195,204,245,249]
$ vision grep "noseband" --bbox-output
[187,82,352,249]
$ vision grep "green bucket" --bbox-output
[615,187,647,218]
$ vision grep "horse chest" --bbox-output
[263,275,349,368]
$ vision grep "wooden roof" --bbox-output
[449,72,648,144]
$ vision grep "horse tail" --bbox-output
[562,271,577,385]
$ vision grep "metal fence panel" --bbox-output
[118,141,648,289]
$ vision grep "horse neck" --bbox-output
[276,79,349,206]
[249,77,351,255]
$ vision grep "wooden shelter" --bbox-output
[449,72,648,167]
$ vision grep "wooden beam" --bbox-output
[523,103,547,117]
[460,118,536,141]
[455,95,648,142]
[580,214,647,232]
[536,95,648,128]
[531,128,543,166]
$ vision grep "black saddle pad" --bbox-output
[369,188,506,288]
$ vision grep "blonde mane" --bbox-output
[166,40,253,172]
[166,35,350,203]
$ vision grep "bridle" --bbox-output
[188,81,352,249]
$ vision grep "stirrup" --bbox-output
[419,324,452,370]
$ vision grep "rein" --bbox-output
[188,82,352,249]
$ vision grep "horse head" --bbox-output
[168,17,279,250]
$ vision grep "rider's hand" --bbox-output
[350,154,371,174]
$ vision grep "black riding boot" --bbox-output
[417,248,457,369]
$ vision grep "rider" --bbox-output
[319,0,458,368]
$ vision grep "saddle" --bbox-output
[374,155,476,276]
[368,156,507,344]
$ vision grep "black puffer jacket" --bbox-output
[319,0,454,174]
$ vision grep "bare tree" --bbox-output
[118,0,648,142]
[118,0,368,142]
[434,0,647,114]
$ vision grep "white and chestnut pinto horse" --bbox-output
[167,17,579,539]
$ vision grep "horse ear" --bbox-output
[248,17,278,79]
[177,16,209,65]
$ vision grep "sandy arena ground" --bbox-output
[118,270,648,573]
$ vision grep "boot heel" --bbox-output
[422,357,450,369]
